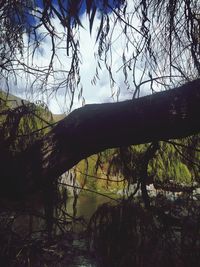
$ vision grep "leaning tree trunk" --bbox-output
[1,79,200,197]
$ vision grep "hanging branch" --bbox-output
[140,142,160,208]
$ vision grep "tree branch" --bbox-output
[1,79,200,197]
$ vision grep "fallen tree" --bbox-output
[1,79,200,197]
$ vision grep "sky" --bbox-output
[3,1,150,114]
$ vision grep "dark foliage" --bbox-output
[88,199,200,267]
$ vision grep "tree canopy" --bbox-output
[1,4,200,267]
[0,0,199,108]
[0,0,200,197]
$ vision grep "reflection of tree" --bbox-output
[88,199,200,267]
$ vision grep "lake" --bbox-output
[63,192,116,266]
[7,191,115,267]
[66,191,116,221]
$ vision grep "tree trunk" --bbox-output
[1,79,200,197]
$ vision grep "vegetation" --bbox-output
[0,0,200,197]
[88,200,200,267]
[75,137,200,195]
[0,0,200,266]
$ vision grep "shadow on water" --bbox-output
[1,187,200,267]
[88,196,200,267]
[66,192,115,222]
[0,189,114,267]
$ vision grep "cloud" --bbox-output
[2,2,153,114]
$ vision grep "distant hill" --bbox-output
[0,89,65,121]
[0,90,29,108]
[52,113,66,122]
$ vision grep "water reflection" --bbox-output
[0,191,112,267]
[66,192,113,222]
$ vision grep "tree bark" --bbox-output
[1,79,200,197]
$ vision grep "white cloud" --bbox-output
[2,2,154,114]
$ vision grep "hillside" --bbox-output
[52,113,66,122]
[0,89,65,121]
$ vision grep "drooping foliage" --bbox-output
[0,91,54,155]
[0,1,199,189]
[1,2,200,266]
[76,136,200,195]
[151,137,200,185]
[0,0,199,108]
[88,200,200,266]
